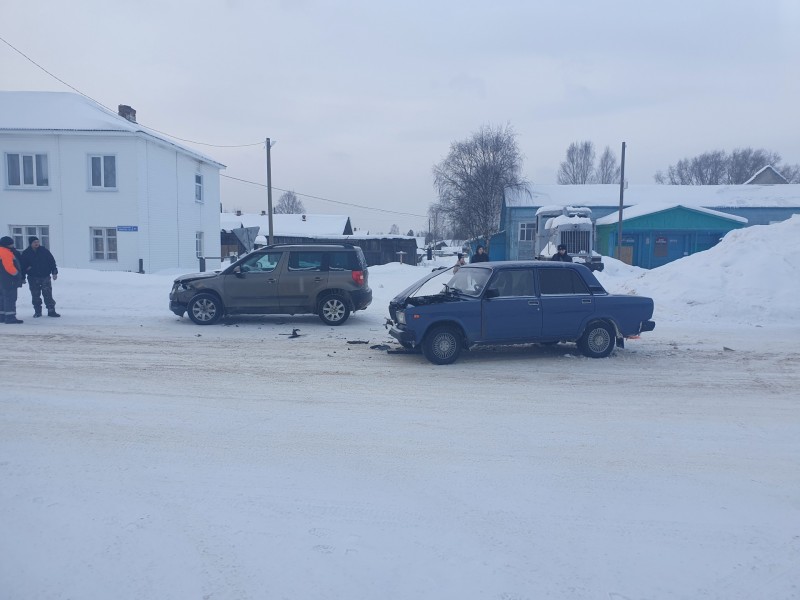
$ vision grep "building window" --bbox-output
[195,231,204,258]
[6,153,49,187]
[91,227,117,260]
[10,225,49,249]
[89,155,116,189]
[195,174,203,202]
[520,222,535,241]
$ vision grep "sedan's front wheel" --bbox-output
[422,326,462,365]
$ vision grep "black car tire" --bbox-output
[188,293,223,325]
[577,321,616,358]
[318,293,350,326]
[422,326,462,365]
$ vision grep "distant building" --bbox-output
[0,91,224,272]
[220,211,417,266]
[499,183,800,267]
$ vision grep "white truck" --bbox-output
[534,205,604,271]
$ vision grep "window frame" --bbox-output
[5,152,49,188]
[10,225,50,250]
[91,227,118,261]
[519,222,535,242]
[195,173,204,203]
[88,154,117,190]
[195,231,204,258]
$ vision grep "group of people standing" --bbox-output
[0,236,60,324]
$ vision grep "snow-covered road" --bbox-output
[2,281,799,599]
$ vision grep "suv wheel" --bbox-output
[577,321,615,358]
[188,293,223,325]
[318,293,350,326]
[422,326,462,365]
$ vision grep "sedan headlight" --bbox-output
[396,310,406,325]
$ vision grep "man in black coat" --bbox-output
[20,236,60,317]
[551,244,573,262]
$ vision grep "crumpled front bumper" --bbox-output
[388,325,416,346]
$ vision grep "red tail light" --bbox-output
[352,270,365,286]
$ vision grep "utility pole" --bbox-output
[616,141,626,261]
[266,137,275,245]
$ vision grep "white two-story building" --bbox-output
[0,91,224,273]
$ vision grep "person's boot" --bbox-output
[5,315,23,324]
[34,307,42,318]
[47,309,61,318]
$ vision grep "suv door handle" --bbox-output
[528,300,539,306]
[266,278,277,284]
[582,299,592,304]
[314,277,322,282]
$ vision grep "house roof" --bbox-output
[596,204,749,226]
[743,165,788,185]
[505,184,800,209]
[0,91,225,168]
[221,212,353,236]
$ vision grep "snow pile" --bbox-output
[598,215,800,325]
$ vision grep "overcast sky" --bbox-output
[3,0,799,233]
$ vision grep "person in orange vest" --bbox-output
[0,236,24,324]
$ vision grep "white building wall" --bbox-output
[2,130,222,273]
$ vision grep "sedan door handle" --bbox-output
[266,278,277,284]
[314,277,323,282]
[528,300,539,306]
[582,299,592,304]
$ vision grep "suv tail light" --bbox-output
[352,270,365,286]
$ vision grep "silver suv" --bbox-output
[169,244,372,325]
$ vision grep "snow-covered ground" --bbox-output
[2,217,799,600]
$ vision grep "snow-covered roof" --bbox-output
[596,204,749,226]
[505,184,800,209]
[0,91,224,168]
[743,165,788,185]
[221,212,352,236]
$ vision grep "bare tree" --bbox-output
[406,229,415,237]
[727,148,782,183]
[557,141,596,184]
[595,146,621,184]
[432,123,528,251]
[780,164,800,183]
[389,224,400,235]
[273,190,306,214]
[654,148,791,184]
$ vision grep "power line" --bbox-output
[221,174,426,217]
[0,34,263,148]
[1,34,428,219]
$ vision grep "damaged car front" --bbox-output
[387,265,492,349]
[169,271,222,317]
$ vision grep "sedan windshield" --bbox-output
[410,266,492,298]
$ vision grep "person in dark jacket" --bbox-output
[0,236,23,323]
[551,244,573,262]
[20,236,60,317]
[470,245,489,263]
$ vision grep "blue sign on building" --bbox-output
[117,226,139,232]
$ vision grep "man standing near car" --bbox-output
[551,244,573,262]
[21,236,60,318]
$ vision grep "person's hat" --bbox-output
[0,236,14,247]
[28,236,39,245]
[557,244,567,251]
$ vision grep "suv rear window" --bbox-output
[328,251,360,271]
[288,251,324,271]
